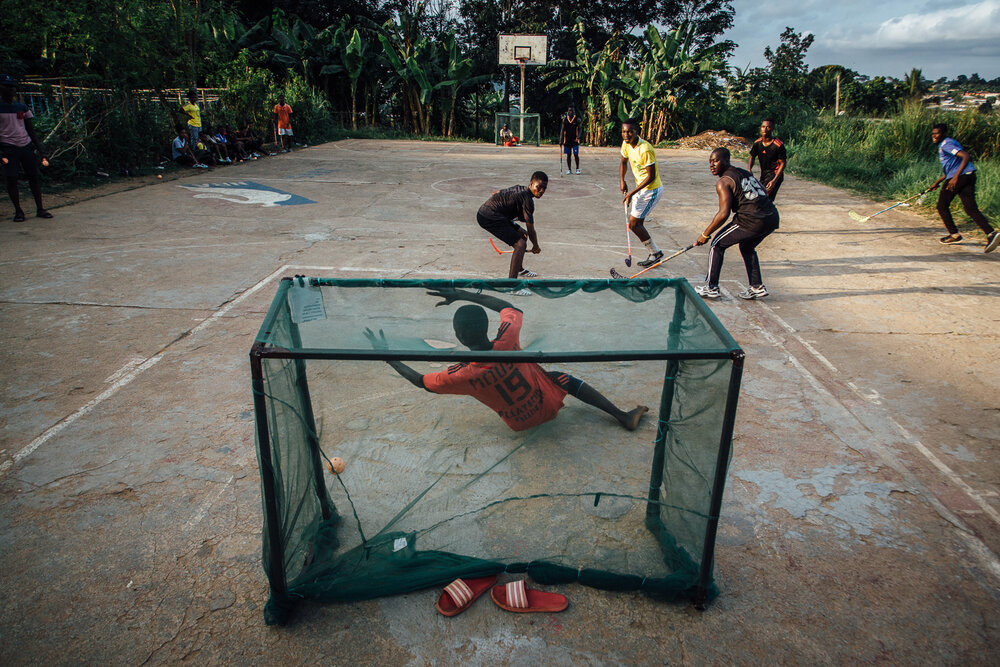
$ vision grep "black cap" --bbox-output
[0,74,16,85]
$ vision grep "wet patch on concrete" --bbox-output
[735,464,914,547]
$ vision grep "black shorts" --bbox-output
[0,143,40,178]
[477,210,525,247]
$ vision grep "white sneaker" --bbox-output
[575,169,581,174]
[695,284,721,299]
[512,288,533,296]
[518,269,538,278]
[566,170,572,175]
[736,285,769,300]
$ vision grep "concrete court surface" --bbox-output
[1,139,998,665]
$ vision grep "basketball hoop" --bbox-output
[514,57,528,69]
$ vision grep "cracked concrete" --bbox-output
[1,140,998,664]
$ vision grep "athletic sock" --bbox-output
[642,239,661,254]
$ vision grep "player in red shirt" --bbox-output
[364,288,648,432]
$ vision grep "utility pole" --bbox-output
[835,72,841,116]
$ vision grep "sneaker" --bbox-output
[985,230,1000,253]
[695,284,721,299]
[575,169,581,174]
[518,269,538,278]
[13,210,25,222]
[737,285,768,300]
[566,170,572,175]
[36,209,53,219]
[637,251,664,267]
[512,288,533,296]
[939,234,962,244]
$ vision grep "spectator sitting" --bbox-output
[171,125,211,168]
[199,124,231,163]
[221,125,250,160]
[237,123,264,156]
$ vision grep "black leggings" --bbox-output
[937,172,992,235]
[706,220,778,288]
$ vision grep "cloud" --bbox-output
[824,0,1000,50]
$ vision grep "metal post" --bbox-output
[695,350,745,607]
[288,313,333,521]
[251,343,289,602]
[519,62,526,143]
[645,285,687,523]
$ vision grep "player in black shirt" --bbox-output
[747,118,786,201]
[477,171,547,292]
[560,105,582,174]
[693,148,779,300]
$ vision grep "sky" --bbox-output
[722,0,1000,81]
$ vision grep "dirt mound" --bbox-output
[676,130,750,151]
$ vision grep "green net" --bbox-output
[495,112,541,146]
[251,278,743,625]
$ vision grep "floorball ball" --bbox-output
[157,174,163,179]
[327,457,346,474]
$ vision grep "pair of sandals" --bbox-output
[435,575,568,616]
[13,209,52,222]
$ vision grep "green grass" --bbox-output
[784,104,999,229]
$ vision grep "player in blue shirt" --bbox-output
[928,123,997,252]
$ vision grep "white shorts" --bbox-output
[630,186,662,219]
[278,127,294,136]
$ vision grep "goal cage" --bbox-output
[251,277,744,626]
[495,112,541,146]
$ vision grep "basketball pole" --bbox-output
[518,59,526,143]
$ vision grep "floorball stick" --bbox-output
[848,189,929,222]
[624,202,632,267]
[490,238,513,254]
[610,245,694,280]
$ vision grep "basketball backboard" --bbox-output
[498,34,547,66]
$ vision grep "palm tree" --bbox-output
[904,68,929,99]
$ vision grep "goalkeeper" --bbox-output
[364,288,647,432]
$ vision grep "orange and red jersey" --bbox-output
[422,308,567,431]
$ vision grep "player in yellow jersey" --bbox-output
[620,120,664,267]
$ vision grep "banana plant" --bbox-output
[321,21,372,129]
[437,35,490,136]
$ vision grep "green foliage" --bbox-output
[785,103,1000,223]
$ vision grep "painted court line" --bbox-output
[0,354,164,477]
[0,264,295,479]
[738,294,1000,581]
[0,263,491,478]
[750,292,1000,527]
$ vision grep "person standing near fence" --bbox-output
[0,74,52,222]
[182,90,202,146]
[273,95,293,152]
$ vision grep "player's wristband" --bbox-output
[700,233,710,239]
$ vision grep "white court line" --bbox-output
[184,474,235,531]
[2,263,523,478]
[736,291,1000,581]
[0,354,164,476]
[748,291,1000,527]
[0,264,294,479]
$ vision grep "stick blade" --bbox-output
[625,257,632,267]
[609,267,627,280]
[848,211,870,223]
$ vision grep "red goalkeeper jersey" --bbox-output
[422,308,567,431]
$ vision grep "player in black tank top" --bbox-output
[747,118,786,200]
[692,147,780,300]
